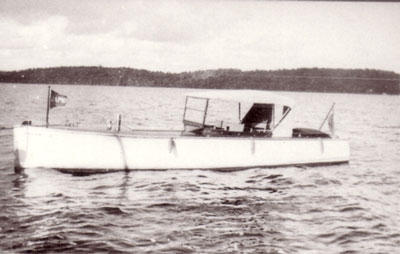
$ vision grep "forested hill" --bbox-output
[0,66,399,94]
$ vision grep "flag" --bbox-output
[50,90,67,109]
[318,102,335,134]
[328,110,335,135]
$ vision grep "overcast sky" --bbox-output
[0,0,399,73]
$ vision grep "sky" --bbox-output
[0,0,399,73]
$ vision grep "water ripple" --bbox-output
[0,85,399,253]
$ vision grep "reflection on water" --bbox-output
[0,84,399,253]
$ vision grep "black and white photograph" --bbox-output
[0,0,399,253]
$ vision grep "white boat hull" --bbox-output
[14,126,350,174]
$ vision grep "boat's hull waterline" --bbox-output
[14,126,350,174]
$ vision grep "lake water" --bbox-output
[0,84,399,253]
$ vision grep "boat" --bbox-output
[13,89,350,174]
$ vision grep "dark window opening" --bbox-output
[283,106,290,115]
[241,103,274,131]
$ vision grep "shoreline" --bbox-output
[1,66,399,95]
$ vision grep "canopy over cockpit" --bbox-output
[183,90,295,137]
[186,90,295,108]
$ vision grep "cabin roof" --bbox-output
[186,90,295,108]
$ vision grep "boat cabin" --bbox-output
[182,90,295,137]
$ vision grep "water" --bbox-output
[0,84,399,253]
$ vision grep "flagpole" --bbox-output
[46,86,51,128]
[319,103,335,130]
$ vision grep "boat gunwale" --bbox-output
[14,125,349,142]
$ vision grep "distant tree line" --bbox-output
[0,66,399,94]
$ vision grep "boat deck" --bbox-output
[47,125,187,138]
[23,125,333,140]
[45,124,276,139]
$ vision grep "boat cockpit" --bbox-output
[182,90,294,138]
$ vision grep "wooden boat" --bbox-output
[13,89,349,174]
